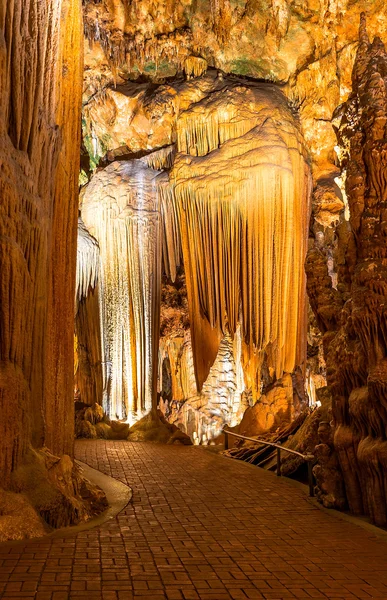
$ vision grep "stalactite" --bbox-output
[76,218,100,307]
[210,0,232,43]
[184,56,208,79]
[162,83,311,394]
[143,146,176,171]
[158,173,182,282]
[75,219,103,406]
[83,2,193,77]
[81,159,162,421]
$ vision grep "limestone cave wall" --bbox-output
[307,17,387,525]
[0,0,82,483]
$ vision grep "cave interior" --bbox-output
[1,0,387,545]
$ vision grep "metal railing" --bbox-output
[223,429,316,497]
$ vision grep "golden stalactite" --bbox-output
[184,56,208,79]
[210,0,232,43]
[76,218,100,308]
[158,174,182,283]
[82,1,194,76]
[161,82,311,395]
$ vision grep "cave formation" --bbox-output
[79,75,311,433]
[2,0,387,542]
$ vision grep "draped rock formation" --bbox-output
[164,81,311,396]
[80,72,311,435]
[307,17,387,525]
[75,219,103,406]
[81,159,162,420]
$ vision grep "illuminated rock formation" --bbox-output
[0,0,108,540]
[308,17,387,525]
[0,0,82,481]
[81,159,162,421]
[80,72,311,437]
[159,273,247,440]
[81,2,375,442]
[165,81,311,396]
[75,219,103,406]
[159,331,249,443]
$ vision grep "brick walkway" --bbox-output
[1,441,387,600]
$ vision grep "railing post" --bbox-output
[222,431,316,499]
[276,445,281,476]
[307,456,315,497]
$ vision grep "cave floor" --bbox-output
[1,441,387,599]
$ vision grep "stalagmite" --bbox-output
[158,333,197,403]
[159,330,248,442]
[81,159,162,421]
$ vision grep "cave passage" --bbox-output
[3,0,387,582]
[2,440,387,600]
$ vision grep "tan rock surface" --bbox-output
[82,0,387,186]
[307,17,387,525]
[0,0,82,484]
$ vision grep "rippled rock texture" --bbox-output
[0,0,83,482]
[308,17,387,525]
[0,0,108,540]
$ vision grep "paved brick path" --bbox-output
[1,441,387,600]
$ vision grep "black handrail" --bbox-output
[223,428,316,497]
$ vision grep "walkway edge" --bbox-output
[48,459,132,539]
[0,460,132,547]
[306,496,387,540]
[220,450,387,542]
